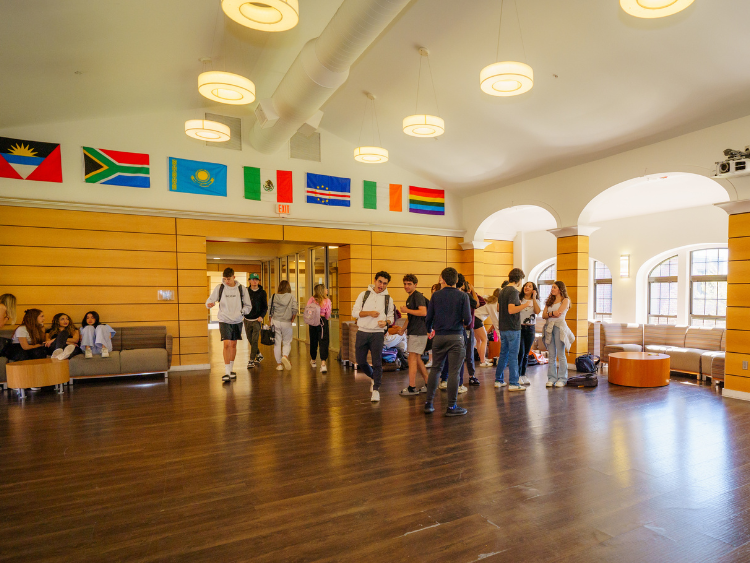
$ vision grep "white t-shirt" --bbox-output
[12,325,30,343]
[520,299,540,325]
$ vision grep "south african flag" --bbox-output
[83,147,150,188]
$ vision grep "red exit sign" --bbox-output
[277,204,290,215]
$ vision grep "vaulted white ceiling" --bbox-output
[2,0,749,195]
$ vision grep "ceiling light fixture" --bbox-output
[354,93,388,164]
[198,70,256,105]
[221,0,299,32]
[480,0,533,97]
[620,0,694,19]
[185,120,231,142]
[403,48,445,138]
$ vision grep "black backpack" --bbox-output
[218,283,244,309]
[575,354,600,374]
[361,290,392,333]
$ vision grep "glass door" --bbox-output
[288,255,297,336]
[297,253,306,341]
[328,246,339,351]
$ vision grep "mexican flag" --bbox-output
[244,167,293,203]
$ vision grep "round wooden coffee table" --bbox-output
[608,352,670,388]
[6,358,70,399]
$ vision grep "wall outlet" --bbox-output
[743,361,748,370]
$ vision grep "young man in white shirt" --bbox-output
[206,267,251,382]
[352,271,395,403]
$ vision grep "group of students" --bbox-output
[0,293,116,366]
[206,268,332,383]
[348,266,572,416]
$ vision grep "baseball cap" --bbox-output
[249,273,260,280]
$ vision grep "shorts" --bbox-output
[219,322,243,341]
[473,317,484,330]
[407,334,428,355]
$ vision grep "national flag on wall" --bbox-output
[409,186,445,215]
[0,136,62,183]
[306,173,351,207]
[83,147,150,188]
[168,157,227,197]
[244,167,293,203]
[389,184,403,212]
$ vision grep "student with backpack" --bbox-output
[270,280,299,371]
[305,284,332,373]
[206,267,252,382]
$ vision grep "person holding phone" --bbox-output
[518,282,542,385]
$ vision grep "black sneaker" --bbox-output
[400,386,420,396]
[222,374,231,382]
[424,402,435,414]
[445,405,468,417]
[256,353,264,362]
[469,377,480,386]
[247,361,256,369]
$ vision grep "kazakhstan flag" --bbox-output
[168,157,227,197]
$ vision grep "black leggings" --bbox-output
[6,343,49,362]
[518,324,536,376]
[309,318,330,362]
[50,331,83,358]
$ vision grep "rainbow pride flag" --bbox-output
[409,186,445,215]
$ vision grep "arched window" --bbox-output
[537,264,556,304]
[648,256,678,325]
[594,261,612,321]
[690,248,728,327]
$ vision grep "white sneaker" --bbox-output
[458,385,468,394]
[59,344,76,360]
[439,381,448,390]
[281,357,292,370]
[371,390,380,402]
[520,376,530,385]
[480,361,493,367]
[276,364,284,371]
[51,349,65,360]
[84,347,93,359]
[310,360,316,368]
[425,361,433,368]
[101,347,110,358]
[494,381,507,388]
[321,364,327,373]
[554,380,566,388]
[508,384,526,391]
[546,381,554,387]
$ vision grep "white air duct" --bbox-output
[249,0,412,154]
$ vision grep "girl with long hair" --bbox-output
[8,308,50,361]
[307,283,332,373]
[269,280,298,371]
[542,281,572,387]
[80,311,115,358]
[518,281,542,385]
[0,293,17,330]
[47,313,82,360]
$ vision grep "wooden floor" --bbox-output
[2,332,750,563]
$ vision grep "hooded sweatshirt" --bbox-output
[352,285,395,333]
[269,292,298,323]
[206,282,251,324]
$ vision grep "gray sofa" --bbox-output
[1,325,173,387]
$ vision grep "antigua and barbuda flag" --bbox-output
[168,157,227,197]
[306,173,350,207]
[83,147,150,188]
[0,136,62,183]
[244,167,293,203]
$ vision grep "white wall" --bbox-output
[514,205,728,324]
[0,110,463,234]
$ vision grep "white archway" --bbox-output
[474,204,560,242]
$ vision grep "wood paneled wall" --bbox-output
[725,212,750,394]
[556,235,590,363]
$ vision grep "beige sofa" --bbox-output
[591,322,725,382]
[1,325,172,388]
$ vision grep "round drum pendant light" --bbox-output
[354,146,388,164]
[185,120,231,142]
[480,61,534,96]
[403,114,445,138]
[620,0,694,18]
[221,0,299,32]
[198,71,256,105]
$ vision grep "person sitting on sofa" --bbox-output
[0,293,17,330]
[46,313,82,360]
[8,308,51,361]
[80,311,115,359]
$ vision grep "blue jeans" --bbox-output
[547,325,568,383]
[495,330,521,386]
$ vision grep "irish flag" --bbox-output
[409,186,445,215]
[244,167,293,203]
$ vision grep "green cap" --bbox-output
[249,273,260,280]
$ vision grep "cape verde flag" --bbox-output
[306,173,350,207]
